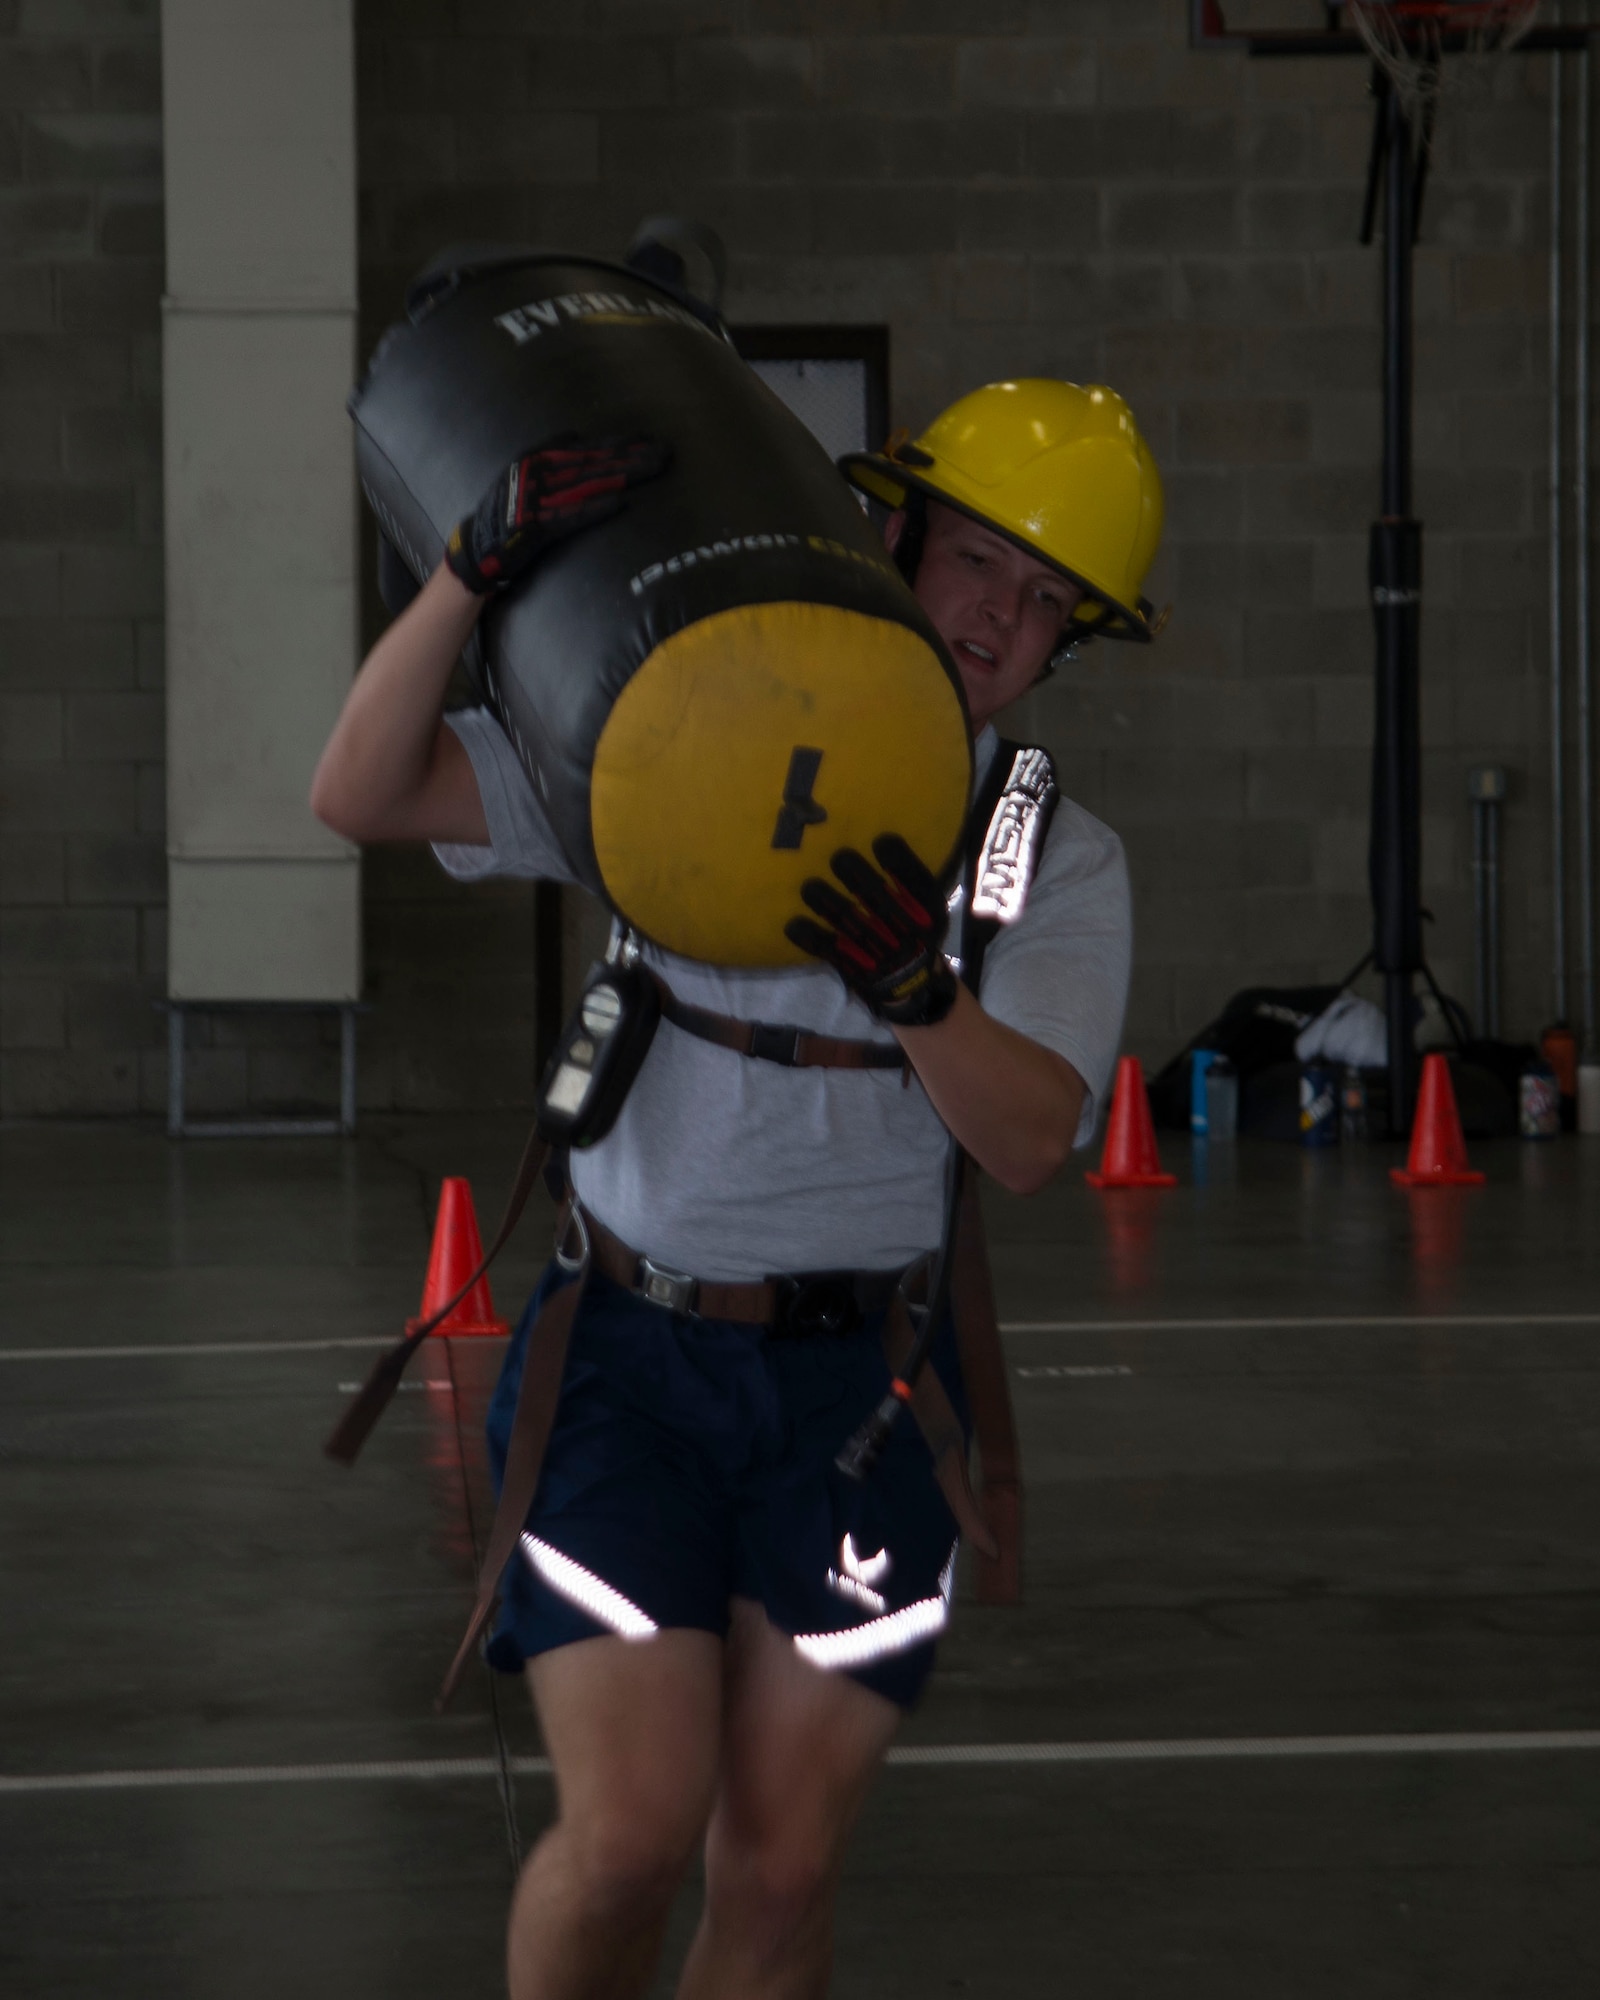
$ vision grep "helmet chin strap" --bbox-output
[888,490,928,584]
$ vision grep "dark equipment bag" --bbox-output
[1149,984,1525,1140]
[1147,983,1343,1138]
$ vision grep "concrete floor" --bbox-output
[1,1117,1597,1997]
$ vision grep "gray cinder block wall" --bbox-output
[355,2,1580,1077]
[1,0,1579,1117]
[1,0,166,1117]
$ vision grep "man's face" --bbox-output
[885,500,1083,731]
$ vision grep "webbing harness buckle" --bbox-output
[748,1020,801,1066]
[638,1255,699,1315]
[774,1273,860,1339]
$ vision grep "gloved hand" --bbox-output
[786,835,959,1028]
[444,434,670,595]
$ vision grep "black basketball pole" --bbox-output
[1367,73,1424,1135]
[1193,10,1600,1137]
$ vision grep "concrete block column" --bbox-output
[161,0,359,1004]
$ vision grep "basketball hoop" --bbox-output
[1345,0,1541,120]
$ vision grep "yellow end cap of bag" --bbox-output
[590,601,971,967]
[841,379,1166,643]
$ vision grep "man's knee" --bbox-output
[554,1803,703,1925]
[520,1627,722,1931]
[704,1825,836,1950]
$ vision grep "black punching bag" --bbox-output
[349,244,971,969]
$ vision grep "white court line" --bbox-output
[1002,1313,1600,1334]
[0,1337,398,1362]
[4,1732,1599,1797]
[0,1757,532,1795]
[886,1731,1600,1765]
[1017,1364,1135,1379]
[336,1379,454,1394]
[2,1312,1598,1365]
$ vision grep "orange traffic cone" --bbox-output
[406,1177,511,1337]
[1390,1054,1486,1188]
[1086,1056,1178,1189]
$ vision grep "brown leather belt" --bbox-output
[584,1207,903,1336]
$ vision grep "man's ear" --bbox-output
[882,508,907,555]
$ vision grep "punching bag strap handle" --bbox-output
[625,215,727,315]
[323,1120,552,1467]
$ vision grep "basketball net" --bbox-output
[1345,0,1540,123]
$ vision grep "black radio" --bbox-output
[535,945,661,1149]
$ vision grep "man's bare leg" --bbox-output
[675,1599,902,2000]
[509,1629,723,2000]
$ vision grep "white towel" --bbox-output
[1293,991,1388,1069]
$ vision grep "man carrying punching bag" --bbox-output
[312,378,1163,1999]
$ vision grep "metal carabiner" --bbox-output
[554,1199,591,1277]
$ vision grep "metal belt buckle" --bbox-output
[777,1274,860,1340]
[638,1255,698,1315]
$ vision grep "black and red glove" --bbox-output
[444,434,670,595]
[786,835,959,1028]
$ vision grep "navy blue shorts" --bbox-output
[483,1263,968,1709]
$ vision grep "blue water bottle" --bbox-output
[1191,1049,1218,1135]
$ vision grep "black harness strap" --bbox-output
[928,737,1061,1603]
[653,976,906,1071]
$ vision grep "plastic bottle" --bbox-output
[1539,1024,1578,1132]
[1191,1049,1218,1136]
[1204,1057,1237,1141]
[1519,1062,1560,1138]
[1339,1065,1368,1142]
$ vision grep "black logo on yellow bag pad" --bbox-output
[771,747,828,850]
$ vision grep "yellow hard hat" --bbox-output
[840,379,1166,643]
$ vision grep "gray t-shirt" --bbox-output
[436,708,1131,1281]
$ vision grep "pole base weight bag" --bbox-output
[349,245,972,968]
